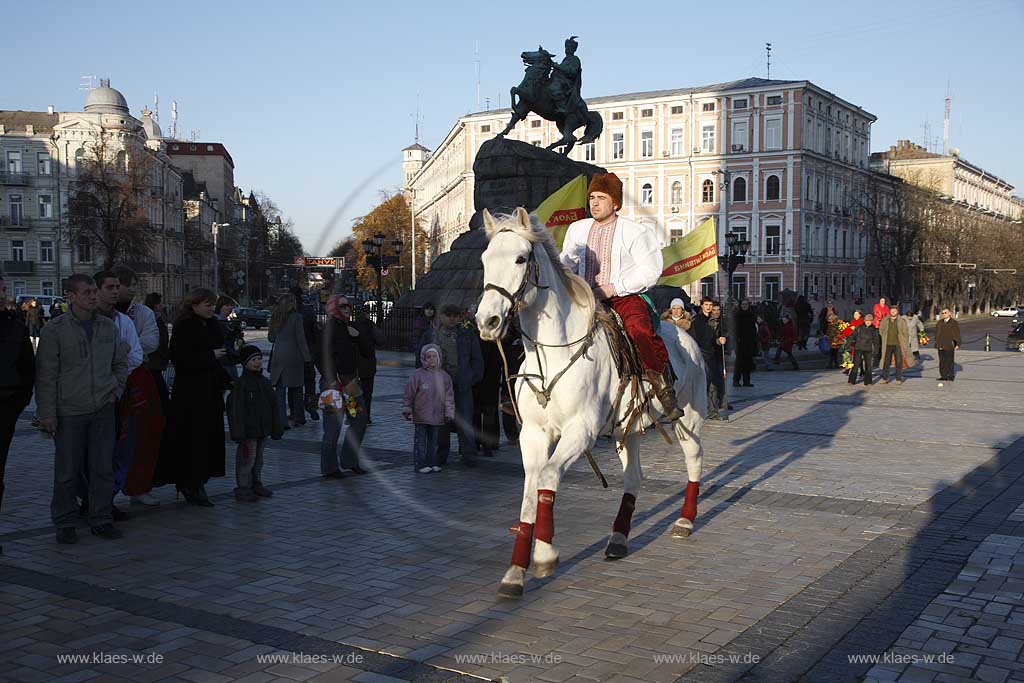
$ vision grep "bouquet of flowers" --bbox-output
[831,320,850,348]
[918,332,929,346]
[840,349,853,370]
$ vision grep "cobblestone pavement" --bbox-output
[0,349,1022,682]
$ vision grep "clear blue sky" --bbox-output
[9,0,1023,254]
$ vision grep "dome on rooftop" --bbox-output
[84,85,129,115]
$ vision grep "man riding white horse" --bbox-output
[559,172,684,421]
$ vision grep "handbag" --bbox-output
[817,336,831,353]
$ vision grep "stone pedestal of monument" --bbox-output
[397,138,605,310]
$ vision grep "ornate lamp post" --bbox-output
[362,233,403,321]
[718,231,750,303]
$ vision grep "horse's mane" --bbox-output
[484,209,595,321]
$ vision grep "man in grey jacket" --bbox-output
[36,274,128,544]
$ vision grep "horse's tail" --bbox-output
[580,111,604,144]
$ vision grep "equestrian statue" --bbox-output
[496,36,604,156]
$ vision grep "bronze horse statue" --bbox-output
[496,47,603,156]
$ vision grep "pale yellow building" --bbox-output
[870,140,1021,221]
[405,77,879,305]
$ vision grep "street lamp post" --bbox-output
[362,233,403,322]
[718,231,751,303]
[212,222,229,294]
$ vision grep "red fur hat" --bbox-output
[588,172,623,209]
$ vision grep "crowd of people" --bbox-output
[0,269,392,546]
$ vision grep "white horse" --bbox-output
[475,208,707,598]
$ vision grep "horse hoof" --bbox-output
[497,582,524,599]
[672,519,693,538]
[605,542,629,559]
[533,560,559,579]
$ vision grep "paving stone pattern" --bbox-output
[0,350,1022,682]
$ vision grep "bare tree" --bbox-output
[66,131,157,269]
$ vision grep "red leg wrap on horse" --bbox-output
[612,493,636,535]
[680,481,700,522]
[535,489,556,544]
[510,522,534,569]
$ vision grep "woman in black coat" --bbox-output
[158,288,229,506]
[733,299,758,387]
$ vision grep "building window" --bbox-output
[764,275,781,301]
[641,108,653,118]
[611,111,624,120]
[41,281,54,296]
[531,119,542,128]
[731,120,748,152]
[37,152,51,175]
[765,117,782,150]
[12,281,26,297]
[40,240,54,263]
[481,124,491,133]
[731,274,748,302]
[767,95,783,106]
[765,224,781,255]
[701,179,714,203]
[9,194,23,224]
[671,105,683,115]
[733,98,748,109]
[766,174,781,200]
[6,151,22,173]
[641,131,654,158]
[612,133,624,160]
[38,194,53,218]
[732,177,747,202]
[701,125,715,153]
[640,183,654,206]
[670,128,684,156]
[702,102,715,112]
[671,181,683,206]
[842,230,848,257]
[76,236,92,263]
[731,224,749,246]
[531,140,542,147]
[11,240,25,261]
[74,148,87,175]
[583,142,595,162]
[670,227,684,242]
[701,275,715,299]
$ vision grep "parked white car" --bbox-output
[15,294,65,319]
[991,306,1022,318]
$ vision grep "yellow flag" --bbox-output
[533,174,587,250]
[658,217,719,287]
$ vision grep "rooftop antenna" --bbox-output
[153,93,160,122]
[484,96,491,112]
[765,43,772,79]
[79,75,98,91]
[475,41,481,110]
[189,129,200,141]
[943,78,952,155]
[414,90,422,144]
[920,118,931,151]
[170,100,178,139]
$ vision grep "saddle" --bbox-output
[596,304,674,444]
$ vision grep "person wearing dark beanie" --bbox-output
[226,345,282,502]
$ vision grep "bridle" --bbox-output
[481,228,596,413]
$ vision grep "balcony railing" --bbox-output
[2,260,35,275]
[0,215,30,229]
[0,171,29,185]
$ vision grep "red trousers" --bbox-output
[608,295,668,374]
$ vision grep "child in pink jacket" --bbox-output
[403,344,455,473]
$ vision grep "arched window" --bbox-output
[73,148,87,176]
[701,179,714,203]
[732,177,747,202]
[766,174,781,201]
[671,181,683,206]
[641,183,654,206]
